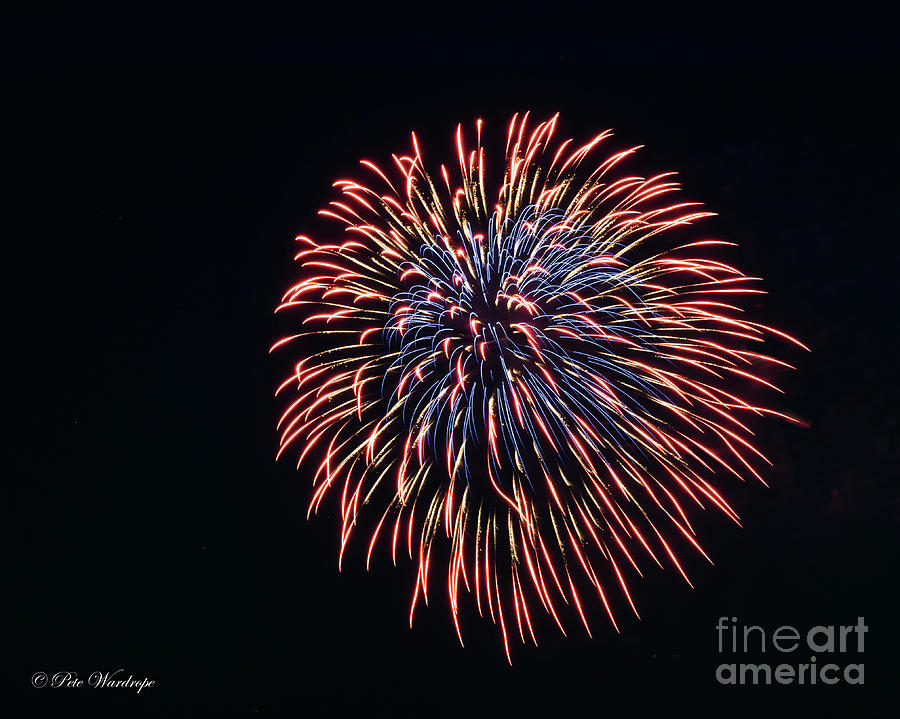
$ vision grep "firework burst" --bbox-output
[272,113,806,661]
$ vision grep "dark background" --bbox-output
[8,25,899,717]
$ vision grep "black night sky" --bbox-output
[8,24,899,717]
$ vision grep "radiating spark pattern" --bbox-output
[272,113,806,661]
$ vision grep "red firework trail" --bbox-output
[271,113,807,662]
